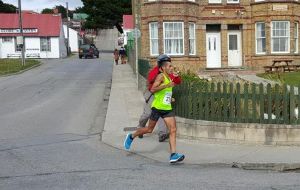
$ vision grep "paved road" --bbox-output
[0,55,300,190]
[94,29,119,52]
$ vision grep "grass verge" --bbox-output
[0,59,40,76]
[257,72,300,86]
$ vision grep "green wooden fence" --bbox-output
[138,59,151,78]
[173,81,300,125]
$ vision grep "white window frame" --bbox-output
[255,22,266,54]
[149,22,159,56]
[209,0,221,3]
[163,22,184,56]
[227,0,239,3]
[295,22,299,53]
[271,21,290,54]
[40,37,51,52]
[189,22,196,55]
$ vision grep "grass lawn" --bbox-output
[0,59,40,76]
[257,72,300,86]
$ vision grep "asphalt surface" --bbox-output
[0,53,299,189]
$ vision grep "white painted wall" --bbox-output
[0,37,17,58]
[40,37,60,59]
[0,37,62,59]
[25,37,40,57]
[63,25,79,52]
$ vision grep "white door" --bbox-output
[206,33,221,68]
[228,31,242,67]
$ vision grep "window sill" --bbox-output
[251,1,300,5]
[255,53,266,56]
[144,0,199,6]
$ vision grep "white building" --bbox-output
[122,15,134,46]
[0,13,67,59]
[63,25,80,52]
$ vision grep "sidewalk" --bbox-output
[102,63,300,171]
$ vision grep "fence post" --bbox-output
[209,83,215,121]
[191,85,199,119]
[290,85,296,124]
[198,84,204,119]
[204,83,209,120]
[298,84,300,124]
[259,83,264,123]
[283,84,288,124]
[236,83,241,123]
[266,83,272,124]
[183,82,189,118]
[229,83,234,122]
[216,82,221,121]
[251,83,257,123]
[274,84,280,124]
[244,83,249,123]
[223,82,228,122]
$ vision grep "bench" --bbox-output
[7,54,21,58]
[26,53,40,58]
[263,59,300,73]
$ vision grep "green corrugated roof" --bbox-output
[73,13,89,20]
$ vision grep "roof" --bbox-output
[73,13,89,20]
[123,15,134,30]
[0,13,62,37]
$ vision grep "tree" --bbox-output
[41,8,53,14]
[73,7,85,13]
[81,0,131,29]
[41,5,72,19]
[0,0,17,13]
[56,5,68,18]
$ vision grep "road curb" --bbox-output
[232,162,300,171]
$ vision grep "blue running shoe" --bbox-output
[124,133,133,150]
[170,153,185,163]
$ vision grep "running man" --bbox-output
[124,54,185,164]
[137,55,181,142]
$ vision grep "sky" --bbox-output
[3,0,83,12]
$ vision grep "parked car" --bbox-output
[78,44,99,59]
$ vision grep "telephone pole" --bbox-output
[18,0,25,66]
[66,2,70,55]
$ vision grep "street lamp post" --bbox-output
[18,0,25,66]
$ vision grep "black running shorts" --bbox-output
[150,107,175,121]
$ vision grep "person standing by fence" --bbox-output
[113,49,119,65]
[124,54,185,164]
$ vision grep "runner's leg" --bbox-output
[132,119,157,138]
[162,116,176,153]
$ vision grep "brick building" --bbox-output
[133,0,300,72]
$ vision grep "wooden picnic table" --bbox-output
[263,59,300,73]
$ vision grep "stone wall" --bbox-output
[176,116,300,145]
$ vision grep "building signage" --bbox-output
[273,5,288,11]
[0,28,38,34]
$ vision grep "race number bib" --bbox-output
[163,92,172,105]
